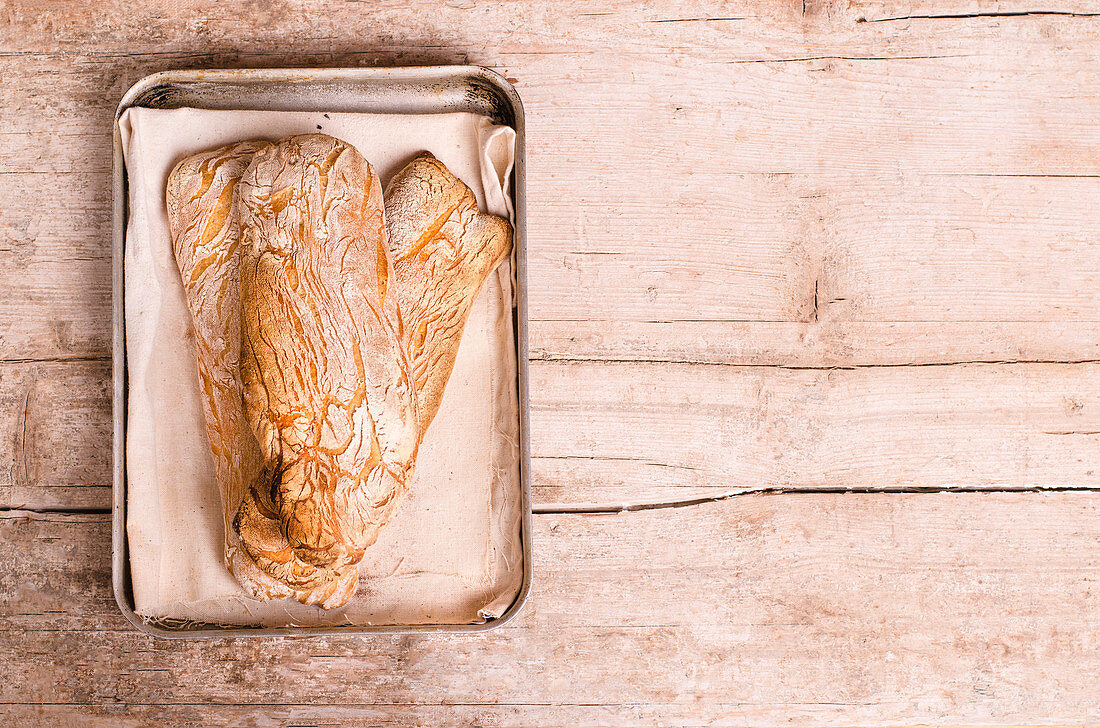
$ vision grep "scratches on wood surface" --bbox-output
[0,362,111,510]
[530,320,1100,370]
[0,355,110,365]
[646,16,747,24]
[16,367,35,494]
[724,53,975,63]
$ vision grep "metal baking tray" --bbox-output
[111,67,531,637]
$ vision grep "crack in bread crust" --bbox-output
[168,134,512,609]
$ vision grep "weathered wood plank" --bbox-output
[2,493,1100,724]
[8,47,1100,177]
[0,361,111,509]
[3,0,1100,57]
[523,173,1100,324]
[3,358,1097,508]
[1,7,1099,358]
[531,360,1100,504]
[8,168,1100,359]
[531,320,1100,367]
[8,704,1090,728]
[0,172,112,362]
[5,117,1100,357]
[3,704,889,728]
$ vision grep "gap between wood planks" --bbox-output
[860,10,1100,23]
[3,353,1098,516]
[532,484,1100,514]
[531,354,1100,370]
[6,485,1100,519]
[1,355,110,365]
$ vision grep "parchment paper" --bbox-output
[121,107,522,626]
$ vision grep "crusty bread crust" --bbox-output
[167,140,300,603]
[234,134,417,605]
[384,153,513,430]
[167,135,512,609]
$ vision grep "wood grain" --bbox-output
[531,320,1100,367]
[3,493,1100,725]
[2,358,1096,509]
[0,361,111,510]
[1,1,1099,724]
[530,360,1100,504]
[3,0,1100,57]
[3,42,1100,357]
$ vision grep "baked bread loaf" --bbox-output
[384,153,513,427]
[168,134,512,609]
[233,134,417,607]
[167,140,295,603]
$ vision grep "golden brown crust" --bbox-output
[384,153,513,431]
[169,134,513,610]
[166,140,296,603]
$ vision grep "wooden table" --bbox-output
[2,1,1099,725]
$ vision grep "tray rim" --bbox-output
[111,65,532,638]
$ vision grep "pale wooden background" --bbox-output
[1,0,1099,725]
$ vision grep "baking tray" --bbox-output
[111,67,531,637]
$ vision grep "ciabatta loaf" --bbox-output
[168,133,512,609]
[234,134,418,606]
[167,141,296,603]
[384,153,512,428]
